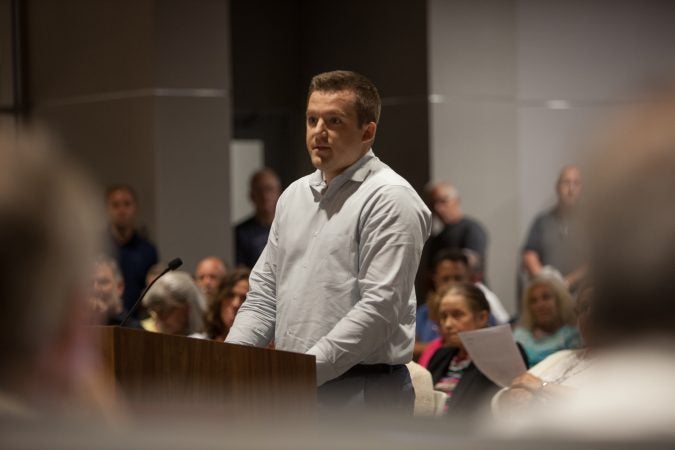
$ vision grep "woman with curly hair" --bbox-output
[201,268,250,341]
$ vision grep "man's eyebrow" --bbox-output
[306,109,347,116]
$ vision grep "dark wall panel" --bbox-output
[231,0,429,192]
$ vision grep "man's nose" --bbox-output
[315,118,328,134]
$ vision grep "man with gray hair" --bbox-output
[425,182,488,276]
[88,255,143,328]
[194,256,228,302]
[89,255,125,325]
[521,165,587,291]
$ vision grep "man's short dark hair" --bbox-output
[432,248,469,272]
[105,184,138,202]
[308,70,381,126]
[249,167,281,193]
[437,282,491,316]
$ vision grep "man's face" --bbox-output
[432,260,470,291]
[251,174,281,216]
[556,166,582,209]
[107,189,137,229]
[195,259,226,299]
[429,185,459,224]
[306,90,375,182]
[90,263,123,315]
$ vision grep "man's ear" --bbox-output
[361,122,377,143]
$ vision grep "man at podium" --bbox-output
[226,70,431,413]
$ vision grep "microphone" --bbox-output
[167,257,183,271]
[119,257,183,327]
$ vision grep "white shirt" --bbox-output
[475,282,511,324]
[226,150,431,385]
[491,342,675,439]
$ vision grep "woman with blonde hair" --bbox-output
[514,275,580,366]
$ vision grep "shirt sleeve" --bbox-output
[306,185,432,384]
[225,205,282,347]
[523,215,544,253]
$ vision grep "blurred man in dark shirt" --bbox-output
[234,168,281,269]
[106,185,158,316]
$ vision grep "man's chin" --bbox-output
[310,155,328,171]
[446,336,461,347]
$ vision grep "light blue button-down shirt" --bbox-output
[226,150,431,385]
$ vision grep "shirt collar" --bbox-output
[308,149,376,194]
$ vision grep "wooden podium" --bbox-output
[94,326,317,415]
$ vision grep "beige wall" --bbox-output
[27,0,232,272]
[429,0,675,313]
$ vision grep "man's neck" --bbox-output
[555,203,576,217]
[111,225,134,244]
[535,320,563,336]
[445,211,463,224]
[255,211,274,226]
[322,147,371,185]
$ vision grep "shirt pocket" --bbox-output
[317,232,358,286]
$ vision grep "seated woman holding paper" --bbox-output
[513,276,580,366]
[492,283,593,416]
[427,283,528,416]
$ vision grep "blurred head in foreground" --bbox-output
[493,82,675,439]
[0,127,106,417]
[586,81,675,343]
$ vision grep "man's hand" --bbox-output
[499,385,536,411]
[522,250,543,278]
[497,372,545,412]
[510,372,545,391]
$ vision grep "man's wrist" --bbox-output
[509,380,548,395]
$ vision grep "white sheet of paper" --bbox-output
[458,324,527,387]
